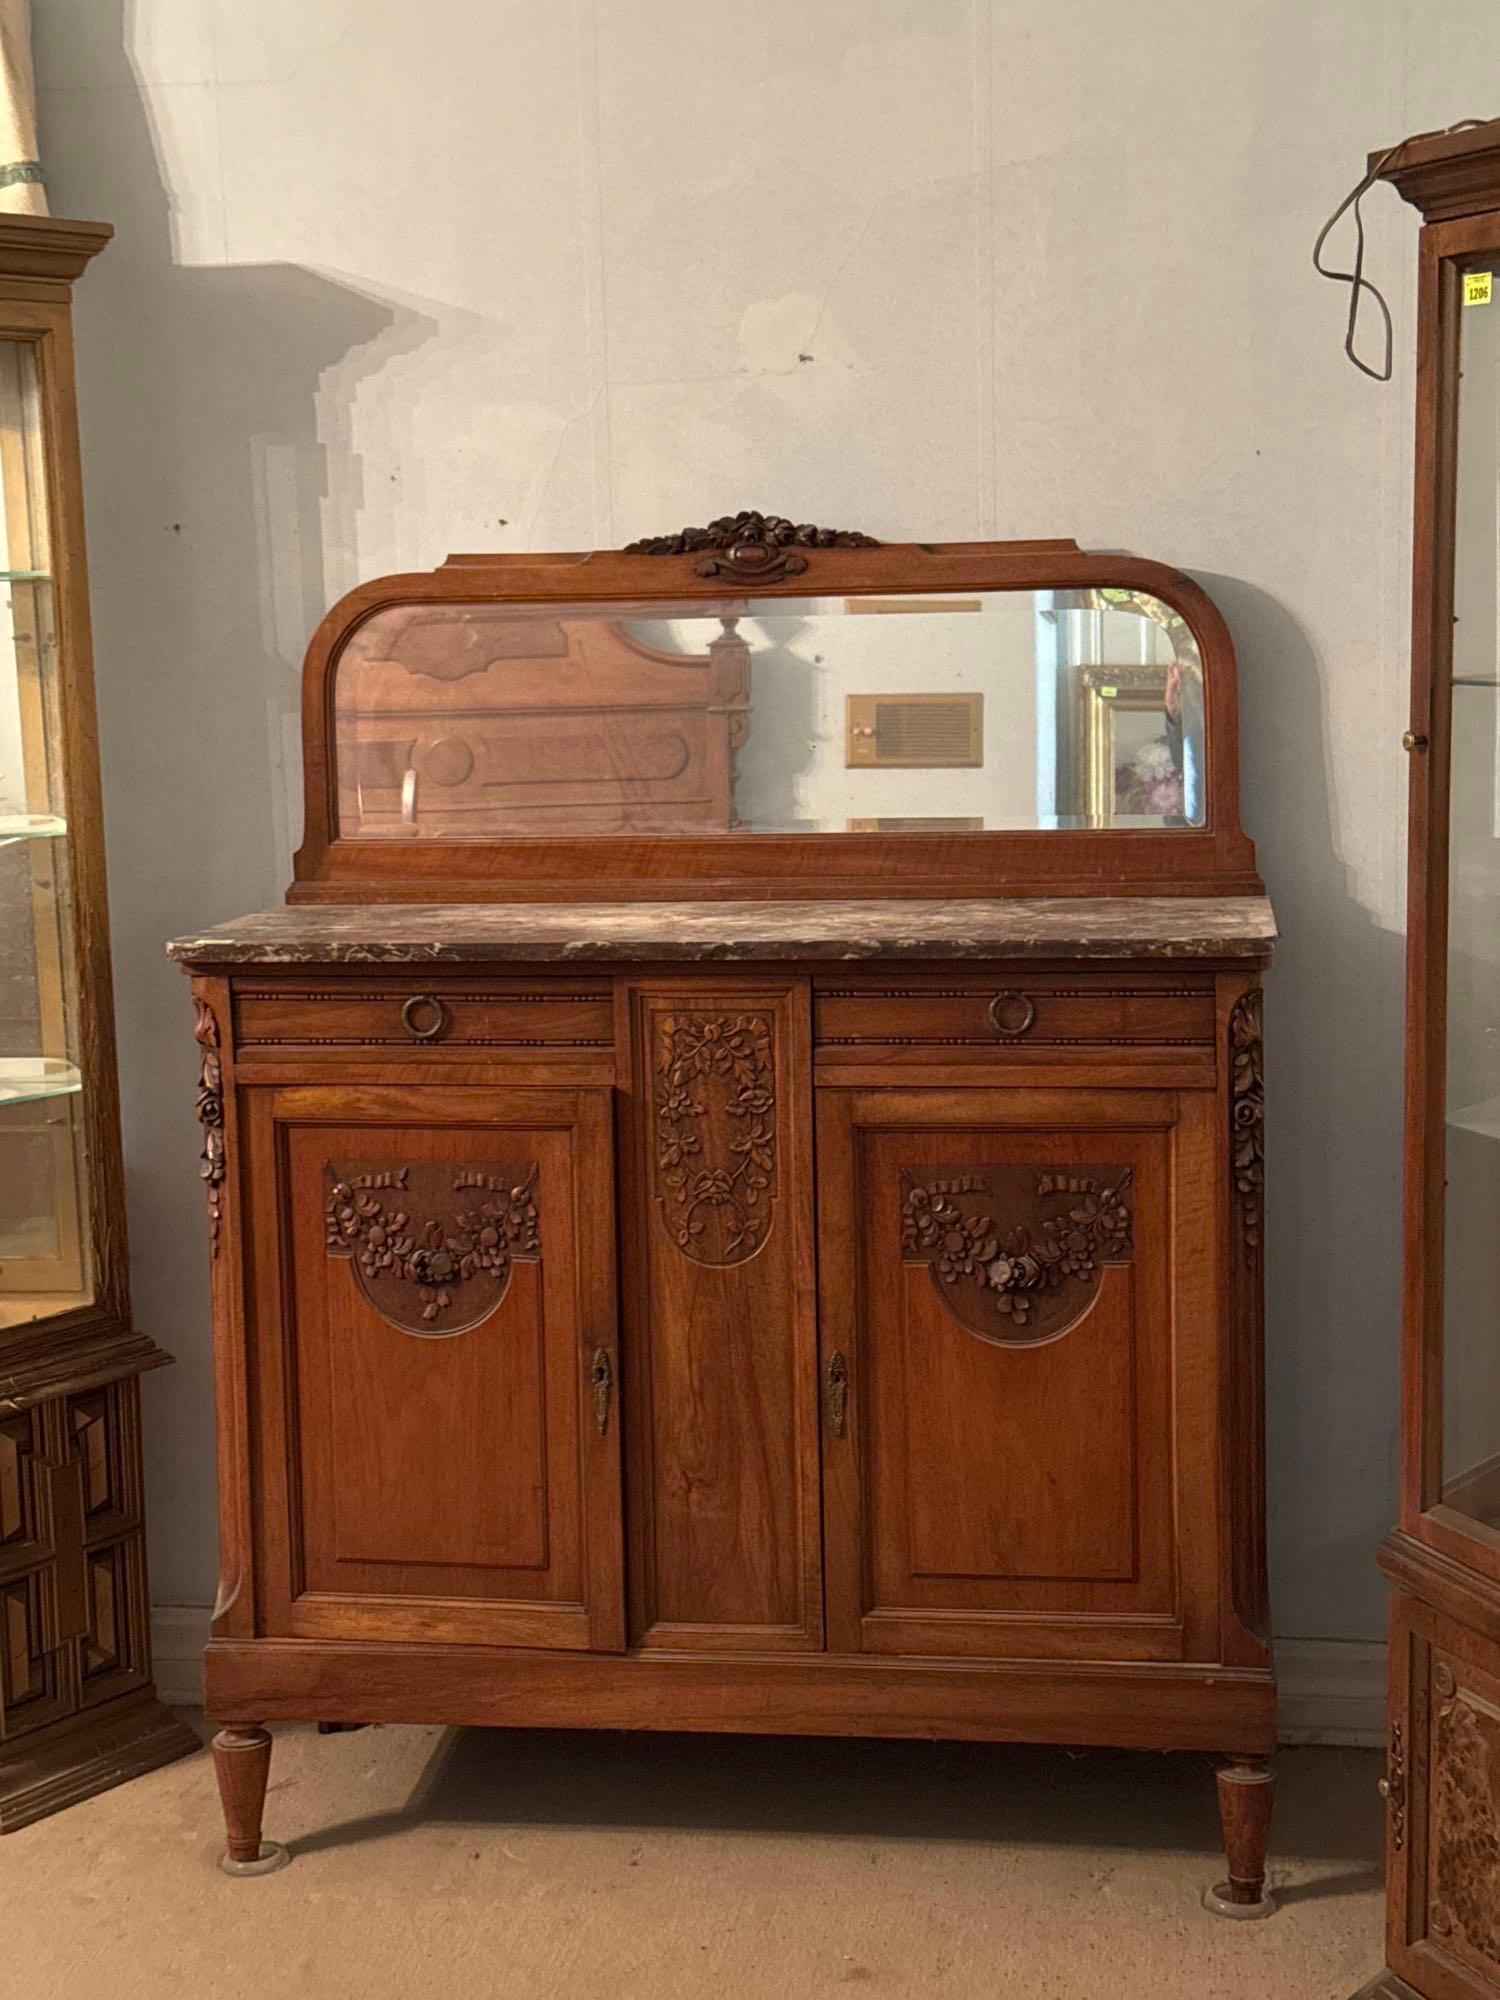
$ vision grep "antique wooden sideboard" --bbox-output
[170,521,1277,1908]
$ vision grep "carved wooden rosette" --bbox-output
[653,1011,777,1265]
[193,998,226,1254]
[900,1166,1133,1346]
[624,510,879,585]
[323,1161,540,1337]
[1428,1654,1500,1973]
[1229,989,1264,1262]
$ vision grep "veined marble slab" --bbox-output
[168,897,1277,966]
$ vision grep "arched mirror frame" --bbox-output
[289,529,1263,904]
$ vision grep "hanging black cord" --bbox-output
[1314,119,1489,381]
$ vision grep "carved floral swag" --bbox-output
[325,1170,540,1323]
[901,1169,1132,1329]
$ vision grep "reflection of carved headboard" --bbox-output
[335,608,751,837]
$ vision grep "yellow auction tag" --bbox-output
[1465,271,1493,306]
[1099,686,1118,700]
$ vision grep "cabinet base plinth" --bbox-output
[206,1637,1275,1754]
[0,1689,201,1833]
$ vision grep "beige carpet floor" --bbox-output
[4,1718,1384,1999]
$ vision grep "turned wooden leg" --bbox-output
[211,1724,290,1876]
[1204,1755,1276,1918]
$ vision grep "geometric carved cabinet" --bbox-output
[171,522,1276,1902]
[1358,118,1500,2000]
[0,213,195,1830]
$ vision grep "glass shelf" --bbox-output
[0,1056,83,1104]
[0,811,65,844]
[0,568,49,582]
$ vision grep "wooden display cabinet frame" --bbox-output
[0,216,196,1830]
[1355,117,1500,2000]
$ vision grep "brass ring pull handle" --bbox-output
[400,993,450,1043]
[987,990,1037,1038]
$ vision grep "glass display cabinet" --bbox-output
[0,215,195,1829]
[1357,119,1500,2000]
[173,519,1276,1901]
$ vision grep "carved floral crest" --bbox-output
[624,510,878,584]
[324,1161,540,1336]
[901,1166,1133,1345]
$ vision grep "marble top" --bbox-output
[167,897,1276,967]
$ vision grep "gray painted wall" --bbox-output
[30,0,1478,1643]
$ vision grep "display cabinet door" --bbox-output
[1384,1592,1500,1998]
[818,1086,1219,1662]
[1409,217,1500,1584]
[0,333,93,1327]
[246,1085,623,1650]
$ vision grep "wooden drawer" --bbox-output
[231,979,613,1056]
[813,974,1216,1059]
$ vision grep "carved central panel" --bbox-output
[1429,1657,1500,1973]
[900,1165,1133,1345]
[653,1012,778,1265]
[324,1161,540,1337]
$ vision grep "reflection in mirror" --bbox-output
[333,588,1206,840]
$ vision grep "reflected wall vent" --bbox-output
[845,692,984,768]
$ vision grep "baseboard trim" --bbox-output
[1274,1639,1386,1747]
[150,1608,1386,1745]
[151,1605,213,1707]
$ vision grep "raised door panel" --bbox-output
[247,1085,622,1649]
[819,1087,1218,1662]
[1387,1594,1500,2000]
[621,980,821,1648]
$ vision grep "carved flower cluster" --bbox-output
[625,510,878,557]
[901,1171,1132,1327]
[193,1000,225,1250]
[656,1013,775,1262]
[324,1172,539,1322]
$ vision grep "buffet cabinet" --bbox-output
[178,912,1275,1896]
[172,523,1275,1902]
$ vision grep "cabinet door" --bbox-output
[819,1087,1219,1662]
[246,1085,622,1650]
[620,979,822,1649]
[1386,1593,1500,2000]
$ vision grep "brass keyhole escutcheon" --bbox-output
[401,993,450,1043]
[825,1350,849,1437]
[987,990,1037,1038]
